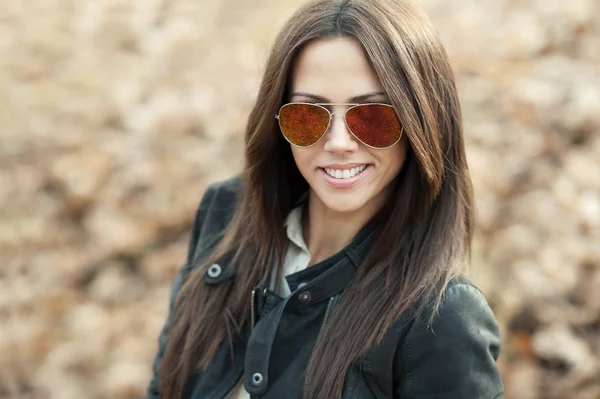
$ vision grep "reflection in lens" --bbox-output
[278,104,330,147]
[346,104,402,148]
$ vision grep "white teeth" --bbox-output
[324,165,368,179]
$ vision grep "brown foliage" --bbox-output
[1,0,599,398]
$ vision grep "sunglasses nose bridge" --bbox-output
[321,109,347,132]
[323,111,359,152]
[325,110,350,133]
[327,110,349,126]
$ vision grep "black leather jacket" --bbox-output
[146,177,504,399]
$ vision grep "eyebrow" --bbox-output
[290,92,388,102]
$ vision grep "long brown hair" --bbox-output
[159,0,474,398]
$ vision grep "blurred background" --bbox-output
[2,0,599,398]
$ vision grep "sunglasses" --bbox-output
[275,102,403,149]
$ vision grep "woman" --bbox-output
[146,0,503,398]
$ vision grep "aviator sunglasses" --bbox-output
[276,102,403,149]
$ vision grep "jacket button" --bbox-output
[207,264,222,278]
[298,291,311,304]
[251,372,264,385]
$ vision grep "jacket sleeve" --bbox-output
[395,283,504,399]
[145,184,217,399]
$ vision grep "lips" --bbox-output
[318,164,372,188]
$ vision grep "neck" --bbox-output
[303,189,388,266]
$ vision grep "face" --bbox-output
[288,36,408,216]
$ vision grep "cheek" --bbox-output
[379,139,408,174]
[291,146,315,173]
[290,146,302,169]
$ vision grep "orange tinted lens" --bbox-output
[346,104,402,148]
[278,103,330,146]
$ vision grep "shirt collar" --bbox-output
[284,203,309,253]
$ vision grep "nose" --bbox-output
[323,113,359,154]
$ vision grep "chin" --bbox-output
[317,190,369,214]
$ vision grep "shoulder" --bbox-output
[185,176,242,265]
[163,176,243,317]
[406,277,501,349]
[208,175,243,197]
[393,277,503,397]
[433,277,500,338]
[196,176,242,231]
[201,175,243,209]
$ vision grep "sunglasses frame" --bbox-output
[275,102,403,149]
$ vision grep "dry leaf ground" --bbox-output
[1,0,599,398]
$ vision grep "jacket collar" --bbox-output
[284,216,379,308]
[203,201,381,294]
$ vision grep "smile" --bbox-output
[323,165,368,179]
[318,164,372,189]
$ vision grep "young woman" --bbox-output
[146,0,503,398]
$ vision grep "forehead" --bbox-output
[289,37,385,101]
